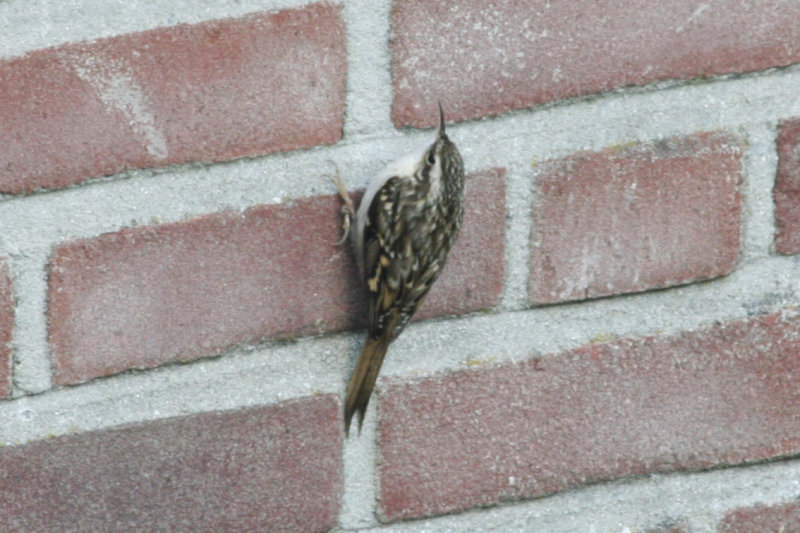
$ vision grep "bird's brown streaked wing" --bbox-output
[344,177,403,433]
[363,176,405,335]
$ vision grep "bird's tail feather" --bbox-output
[344,334,391,436]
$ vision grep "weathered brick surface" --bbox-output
[48,171,504,385]
[0,396,342,533]
[48,195,361,385]
[0,259,12,398]
[719,501,800,532]
[530,132,742,305]
[378,311,800,521]
[0,3,346,194]
[392,0,800,127]
[774,117,800,254]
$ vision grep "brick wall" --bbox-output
[2,1,800,531]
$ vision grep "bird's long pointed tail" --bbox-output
[344,334,391,436]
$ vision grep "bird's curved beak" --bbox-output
[437,101,446,137]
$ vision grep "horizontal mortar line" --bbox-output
[0,130,425,255]
[379,254,800,377]
[1,67,800,255]
[461,64,800,160]
[355,458,800,533]
[0,0,335,60]
[0,332,354,446]
[1,253,798,445]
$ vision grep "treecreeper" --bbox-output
[332,103,465,435]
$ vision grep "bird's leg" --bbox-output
[328,164,355,246]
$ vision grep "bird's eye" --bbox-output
[426,152,436,165]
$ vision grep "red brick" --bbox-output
[0,396,341,532]
[48,170,503,385]
[48,195,360,385]
[0,3,346,194]
[774,117,800,254]
[392,0,800,127]
[530,132,742,305]
[378,311,800,521]
[0,259,12,398]
[719,501,800,532]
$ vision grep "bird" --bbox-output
[331,103,465,435]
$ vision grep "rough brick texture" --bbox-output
[774,117,800,254]
[48,171,504,385]
[48,196,359,385]
[378,311,800,521]
[719,501,800,532]
[392,0,800,127]
[0,259,12,398]
[0,3,346,194]
[0,396,342,533]
[530,132,742,305]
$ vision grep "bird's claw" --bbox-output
[328,164,355,246]
[333,203,352,246]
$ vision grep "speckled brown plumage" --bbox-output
[333,104,465,435]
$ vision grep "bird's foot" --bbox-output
[327,163,355,246]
